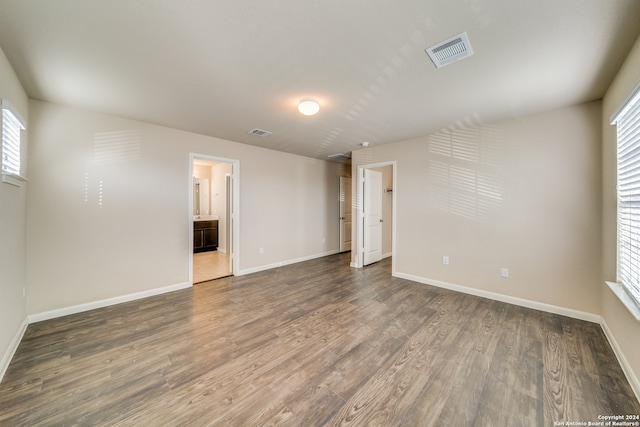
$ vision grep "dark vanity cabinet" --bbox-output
[194,220,218,253]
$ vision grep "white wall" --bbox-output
[602,34,640,394]
[0,47,29,378]
[353,101,602,315]
[26,100,344,315]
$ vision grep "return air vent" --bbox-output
[425,32,473,68]
[248,128,272,137]
[327,153,352,162]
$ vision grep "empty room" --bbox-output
[1,1,640,425]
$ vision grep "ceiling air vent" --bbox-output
[425,32,473,68]
[327,153,352,162]
[248,128,272,137]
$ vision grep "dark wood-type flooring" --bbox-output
[1,253,639,426]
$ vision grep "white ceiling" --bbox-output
[1,1,639,161]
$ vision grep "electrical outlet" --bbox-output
[22,287,26,298]
[259,247,264,254]
[442,256,449,265]
[501,268,509,278]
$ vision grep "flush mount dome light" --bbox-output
[298,99,320,116]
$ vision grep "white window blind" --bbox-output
[1,100,25,176]
[613,84,640,308]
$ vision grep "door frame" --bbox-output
[354,161,396,271]
[189,153,240,284]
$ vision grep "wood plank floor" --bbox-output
[1,253,638,426]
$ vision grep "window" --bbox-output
[612,84,640,309]
[1,99,26,186]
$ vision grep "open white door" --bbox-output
[228,168,235,274]
[363,169,383,265]
[339,177,352,252]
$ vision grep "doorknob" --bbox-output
[340,217,345,220]
[380,219,384,223]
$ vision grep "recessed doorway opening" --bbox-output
[354,161,396,272]
[189,154,240,284]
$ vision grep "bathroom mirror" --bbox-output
[193,178,210,216]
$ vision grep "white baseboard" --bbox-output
[0,317,28,383]
[393,271,600,323]
[599,318,640,402]
[236,250,340,276]
[28,282,191,324]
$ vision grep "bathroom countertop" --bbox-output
[193,215,219,221]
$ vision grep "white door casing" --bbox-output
[363,169,382,266]
[339,176,352,252]
[227,171,234,273]
[189,153,240,282]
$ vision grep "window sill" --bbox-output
[2,172,28,187]
[606,281,640,322]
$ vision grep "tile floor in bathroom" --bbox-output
[193,250,231,283]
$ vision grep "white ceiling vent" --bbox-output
[248,128,272,137]
[327,153,352,162]
[425,32,473,68]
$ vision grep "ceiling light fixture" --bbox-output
[298,99,320,116]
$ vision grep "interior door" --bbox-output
[339,177,352,252]
[363,169,383,265]
[228,169,234,274]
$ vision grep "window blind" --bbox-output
[614,86,640,307]
[1,102,25,176]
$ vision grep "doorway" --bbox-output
[189,154,240,284]
[339,176,352,252]
[354,161,395,271]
